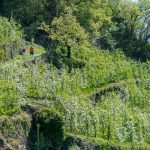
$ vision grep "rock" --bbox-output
[18,144,25,150]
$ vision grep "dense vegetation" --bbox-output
[0,16,23,61]
[0,0,150,150]
[1,0,150,60]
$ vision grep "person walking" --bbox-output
[22,48,26,56]
[30,46,34,56]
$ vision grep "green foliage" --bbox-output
[109,0,150,59]
[73,0,112,41]
[0,112,31,149]
[63,134,150,150]
[0,16,23,61]
[1,0,150,59]
[0,1,150,149]
[0,80,20,115]
[39,8,88,58]
[0,47,149,148]
[0,49,6,61]
[36,108,64,148]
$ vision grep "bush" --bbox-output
[36,108,64,149]
[0,80,20,115]
[0,112,31,149]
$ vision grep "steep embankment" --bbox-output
[0,48,150,149]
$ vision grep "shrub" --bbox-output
[0,80,20,115]
[36,108,64,149]
[0,16,23,61]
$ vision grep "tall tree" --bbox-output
[109,0,150,59]
[39,8,88,58]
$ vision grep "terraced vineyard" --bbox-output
[0,48,149,149]
[0,1,150,148]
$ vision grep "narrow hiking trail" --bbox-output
[1,44,46,66]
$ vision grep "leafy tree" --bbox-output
[39,8,88,58]
[74,0,112,41]
[109,0,150,59]
[0,0,67,41]
[137,0,150,41]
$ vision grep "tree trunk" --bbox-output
[67,46,71,58]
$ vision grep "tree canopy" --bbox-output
[0,0,150,59]
[39,8,88,58]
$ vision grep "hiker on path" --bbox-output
[30,46,34,56]
[22,48,26,56]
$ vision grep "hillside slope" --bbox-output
[0,46,149,150]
